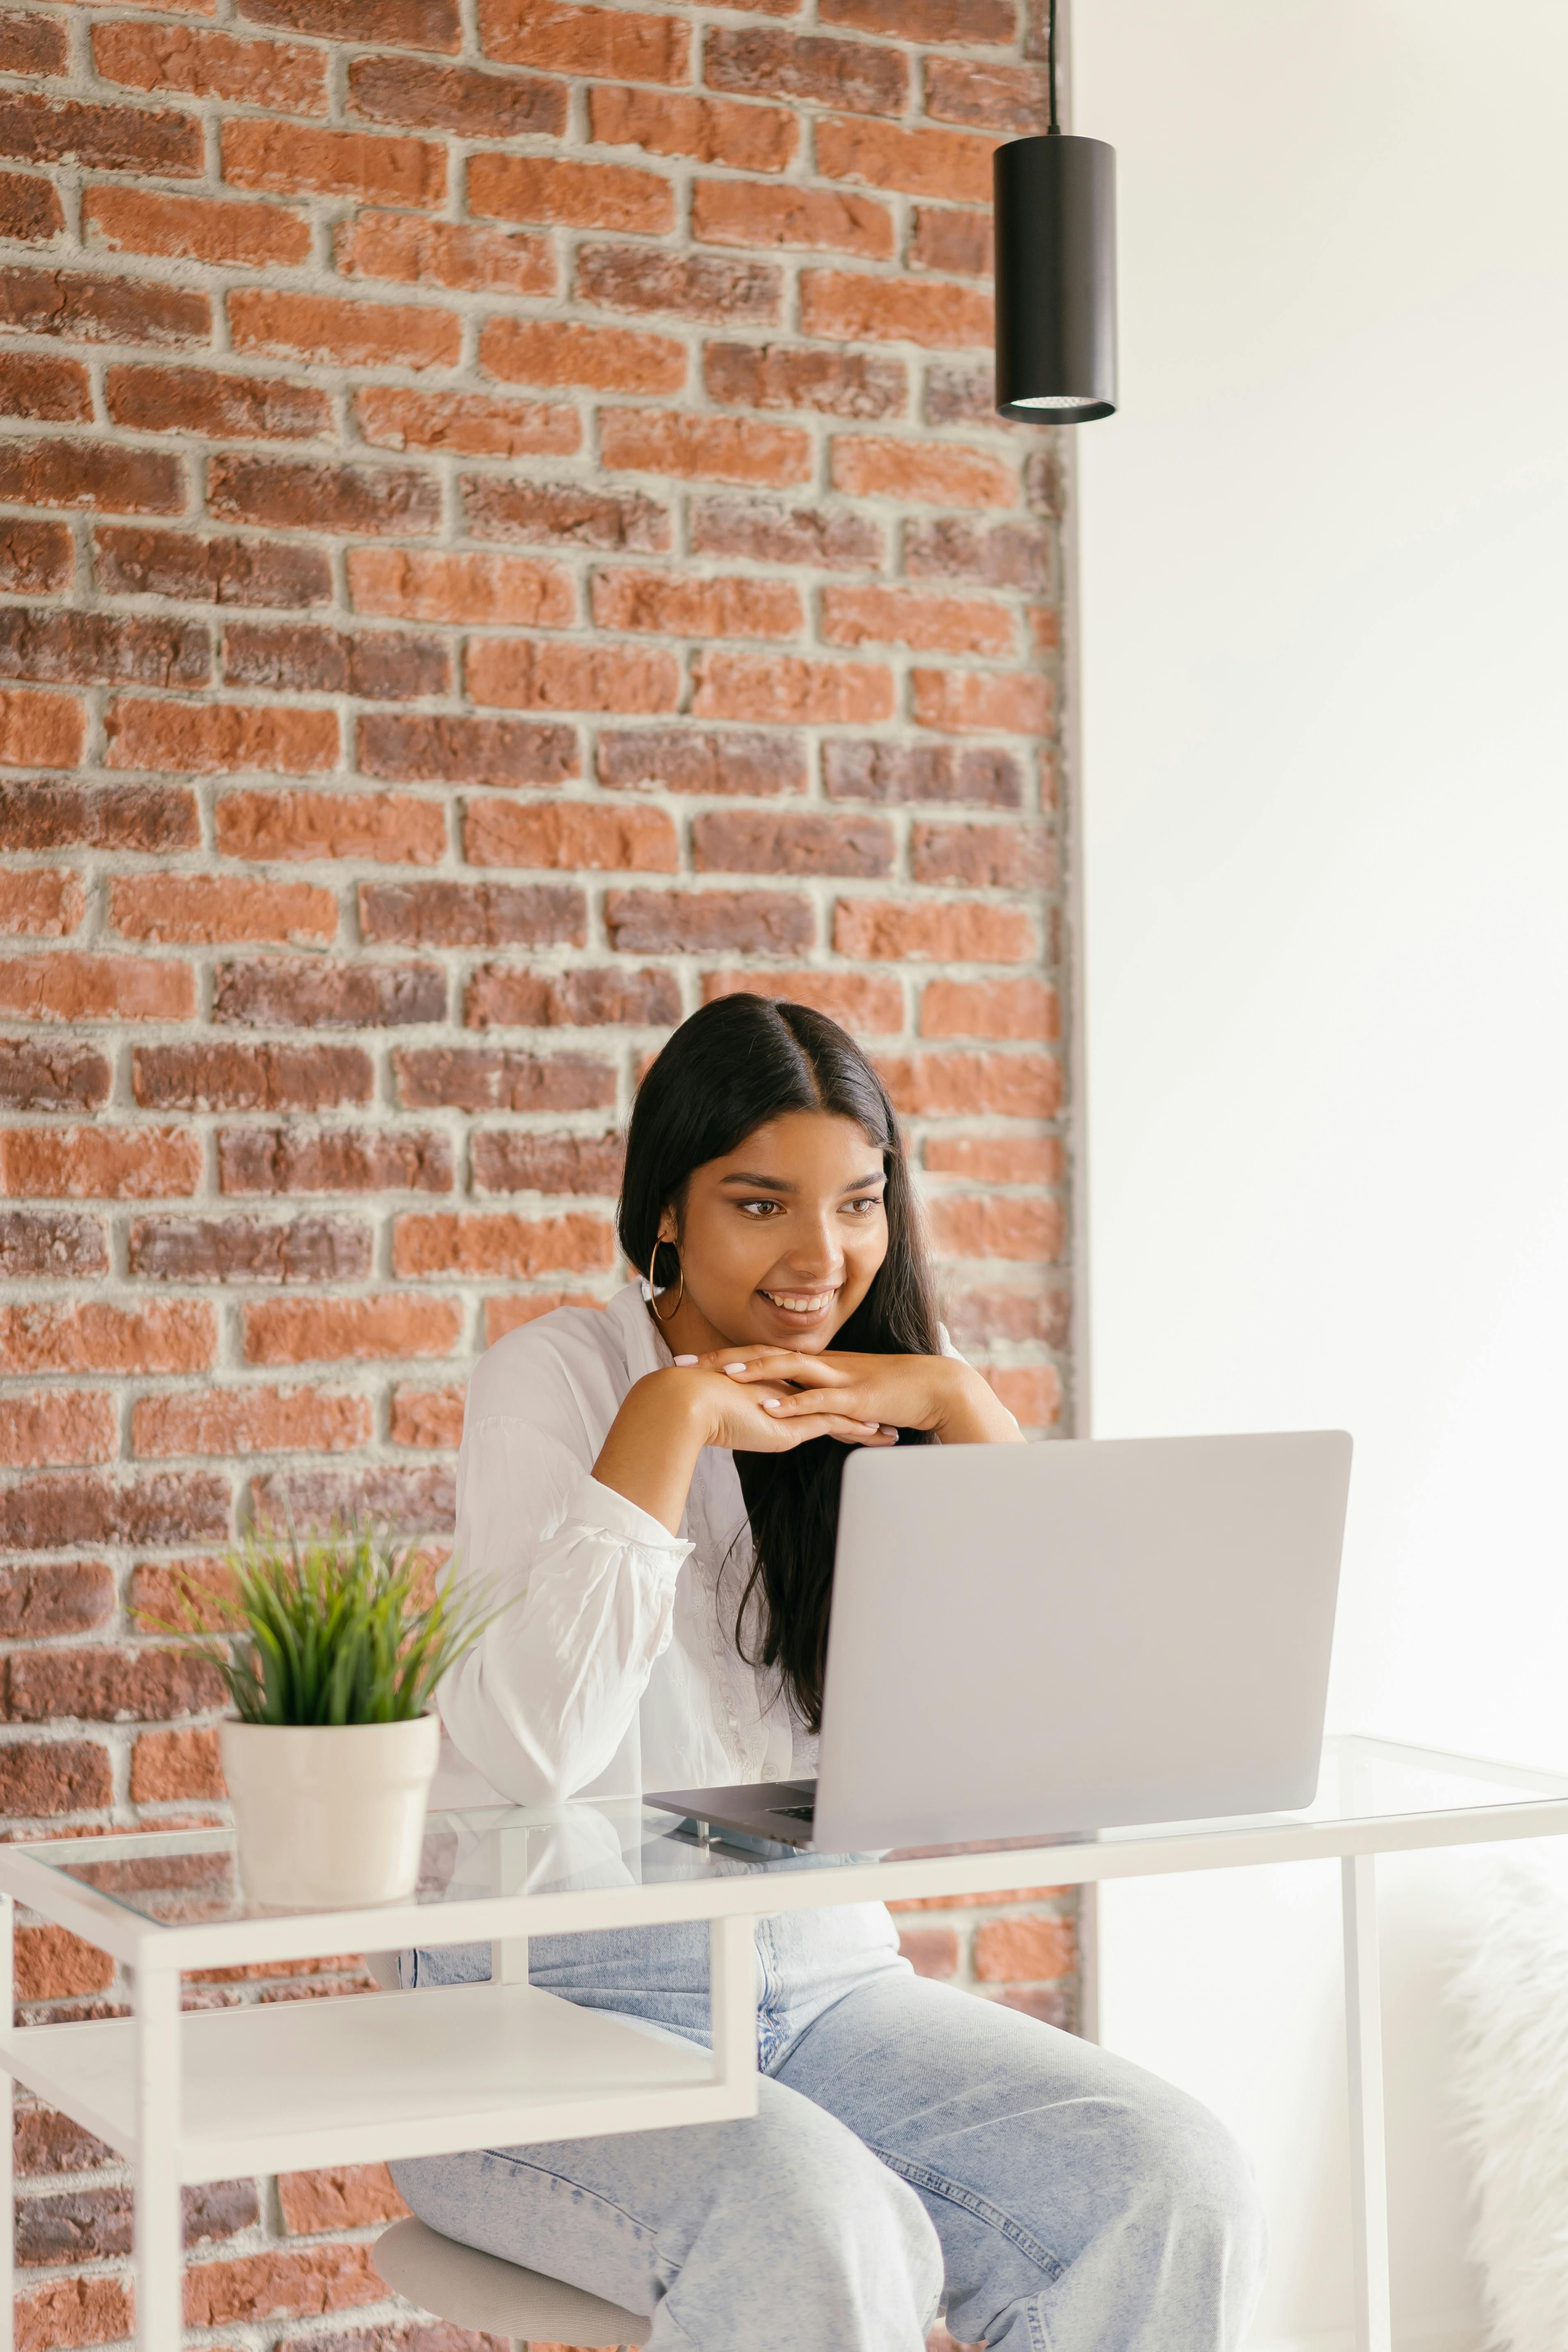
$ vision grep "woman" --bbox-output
[391,995,1266,2352]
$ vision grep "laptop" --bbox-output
[647,1430,1351,1856]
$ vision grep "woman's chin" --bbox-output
[752,1295,841,1345]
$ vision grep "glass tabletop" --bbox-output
[18,1735,1568,1932]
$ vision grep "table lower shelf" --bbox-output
[0,1982,752,2181]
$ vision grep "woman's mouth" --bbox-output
[759,1287,839,1319]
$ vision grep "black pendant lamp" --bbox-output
[994,0,1117,423]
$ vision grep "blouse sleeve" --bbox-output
[436,1410,693,1805]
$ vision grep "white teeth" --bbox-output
[764,1290,832,1313]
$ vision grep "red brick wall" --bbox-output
[1,0,1073,2338]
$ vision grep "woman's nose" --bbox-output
[779,1216,842,1279]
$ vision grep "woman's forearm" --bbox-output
[593,1368,711,1533]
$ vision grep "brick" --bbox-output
[0,780,196,852]
[0,438,184,517]
[921,362,992,429]
[0,170,63,243]
[0,607,209,690]
[0,1210,109,1283]
[237,0,459,46]
[0,1126,200,1199]
[360,878,586,948]
[128,1214,371,1284]
[477,0,690,82]
[0,1565,114,1647]
[705,28,904,116]
[221,623,449,702]
[925,1134,1061,1183]
[700,968,903,1033]
[105,699,338,776]
[467,637,679,715]
[464,964,680,1029]
[463,475,671,551]
[0,1394,116,1471]
[816,116,995,205]
[85,185,310,270]
[244,1294,463,1365]
[0,518,71,593]
[831,436,1012,509]
[132,1387,372,1459]
[821,0,1015,36]
[877,1049,1061,1119]
[0,868,82,937]
[590,86,795,173]
[0,262,208,345]
[925,59,1051,136]
[0,953,192,1023]
[575,242,780,324]
[803,270,992,351]
[694,179,891,260]
[111,874,337,946]
[703,341,905,420]
[91,23,327,111]
[921,977,1058,1041]
[0,1300,214,1376]
[94,527,330,609]
[465,799,677,872]
[0,11,67,74]
[689,496,880,570]
[835,898,1035,963]
[14,1929,116,2005]
[390,1385,465,1448]
[212,957,445,1030]
[16,2178,258,2265]
[356,386,580,461]
[904,517,1054,591]
[927,1193,1062,1262]
[218,1127,453,1195]
[973,1915,1076,1980]
[338,209,553,297]
[469,152,672,235]
[217,787,446,867]
[182,2245,384,2329]
[823,585,1013,657]
[130,1725,221,1803]
[597,726,805,797]
[897,1924,959,1978]
[0,1481,229,1559]
[223,119,446,208]
[912,668,1053,736]
[0,687,82,767]
[469,1132,624,1197]
[943,1282,1068,1351]
[911,821,1053,890]
[14,2271,131,2347]
[279,2164,408,2237]
[349,55,565,139]
[350,548,574,629]
[230,290,460,373]
[485,1290,602,1343]
[134,1041,372,1112]
[694,810,891,878]
[480,315,685,395]
[911,206,993,280]
[600,410,810,490]
[14,2103,117,2176]
[394,1046,614,1112]
[590,568,801,640]
[251,1461,454,1532]
[691,652,892,725]
[0,92,201,177]
[393,1211,614,1280]
[604,888,813,956]
[358,711,577,785]
[207,454,442,538]
[0,1740,112,1817]
[0,352,89,422]
[0,1040,110,1113]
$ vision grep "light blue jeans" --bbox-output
[390,1908,1267,2351]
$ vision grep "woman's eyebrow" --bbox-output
[719,1171,796,1191]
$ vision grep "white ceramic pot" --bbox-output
[219,1714,441,1909]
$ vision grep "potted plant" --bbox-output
[154,1524,500,1909]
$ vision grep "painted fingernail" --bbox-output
[763,1397,784,1410]
[880,1425,897,1436]
[673,1354,699,1366]
[724,1362,747,1375]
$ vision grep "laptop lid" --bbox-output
[813,1431,1351,1852]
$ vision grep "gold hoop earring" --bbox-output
[651,1245,684,1323]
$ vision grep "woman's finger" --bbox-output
[761,1387,871,1419]
[725,1351,846,1389]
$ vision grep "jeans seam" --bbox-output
[864,2144,1067,2284]
[473,2144,672,2274]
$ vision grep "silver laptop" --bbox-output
[648,1430,1351,1855]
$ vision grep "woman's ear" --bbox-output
[656,1207,678,1246]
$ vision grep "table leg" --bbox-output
[1,1893,14,2352]
[709,1914,759,2111]
[134,1961,182,2352]
[1341,1853,1392,2352]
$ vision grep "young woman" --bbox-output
[390,995,1266,2352]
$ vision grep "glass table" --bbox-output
[3,1733,1567,2352]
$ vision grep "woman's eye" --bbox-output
[844,1197,884,1216]
[738,1199,783,1217]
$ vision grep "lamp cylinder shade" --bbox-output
[994,133,1117,423]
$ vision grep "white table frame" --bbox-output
[2,1734,1567,2352]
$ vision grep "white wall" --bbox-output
[1071,4,1568,2345]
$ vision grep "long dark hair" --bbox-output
[618,994,940,1731]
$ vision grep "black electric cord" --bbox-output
[1047,0,1060,133]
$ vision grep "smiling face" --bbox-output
[653,1109,889,1356]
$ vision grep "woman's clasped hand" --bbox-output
[672,1344,999,1444]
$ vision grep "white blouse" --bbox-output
[438,1281,818,1809]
